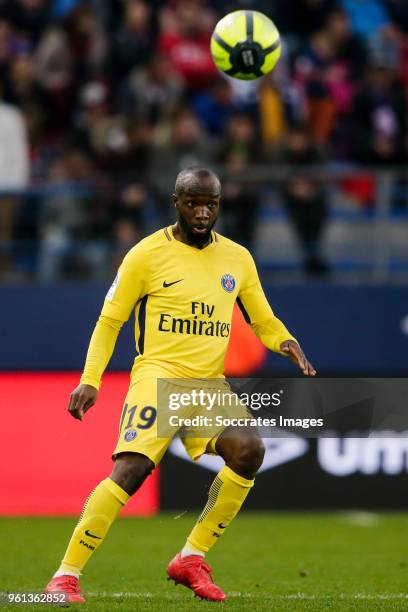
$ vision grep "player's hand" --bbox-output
[280,340,316,376]
[68,384,98,421]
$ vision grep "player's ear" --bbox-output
[172,194,177,207]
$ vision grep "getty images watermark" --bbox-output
[165,387,323,430]
[156,378,408,439]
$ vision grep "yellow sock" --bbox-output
[185,466,254,554]
[56,478,129,576]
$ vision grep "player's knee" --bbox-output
[233,437,265,475]
[110,452,154,496]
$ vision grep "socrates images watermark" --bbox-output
[156,382,325,436]
[154,377,408,439]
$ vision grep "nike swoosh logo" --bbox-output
[218,523,227,529]
[163,279,183,288]
[84,529,102,539]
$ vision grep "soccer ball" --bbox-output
[210,10,281,80]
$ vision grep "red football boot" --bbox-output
[44,575,85,603]
[167,553,226,602]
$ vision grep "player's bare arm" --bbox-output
[280,339,316,376]
[68,383,98,421]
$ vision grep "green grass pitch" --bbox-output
[1,513,408,611]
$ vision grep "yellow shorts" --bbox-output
[112,377,251,465]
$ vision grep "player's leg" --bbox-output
[44,452,154,601]
[183,427,264,556]
[110,451,155,494]
[45,378,169,601]
[167,427,264,601]
[55,452,154,575]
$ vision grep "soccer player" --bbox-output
[45,167,315,603]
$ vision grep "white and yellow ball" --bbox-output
[211,10,281,80]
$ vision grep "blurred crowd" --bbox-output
[1,0,408,280]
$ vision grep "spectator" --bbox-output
[258,75,287,152]
[192,76,245,137]
[73,80,112,157]
[111,0,154,81]
[118,53,184,124]
[323,9,368,82]
[111,182,152,268]
[158,0,217,93]
[4,52,45,112]
[74,80,151,178]
[218,113,260,249]
[278,0,339,35]
[279,125,329,275]
[6,0,51,47]
[37,149,110,280]
[321,8,368,155]
[351,63,406,165]
[0,19,16,83]
[339,0,391,39]
[385,0,408,33]
[0,94,29,277]
[63,5,108,84]
[148,107,214,221]
[293,9,367,148]
[293,29,337,144]
[210,0,338,35]
[34,24,74,135]
[52,0,82,20]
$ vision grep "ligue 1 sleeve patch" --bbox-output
[221,273,236,293]
[106,272,119,302]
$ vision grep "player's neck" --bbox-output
[171,223,212,250]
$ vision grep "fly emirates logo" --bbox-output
[158,301,231,338]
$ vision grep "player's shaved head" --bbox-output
[173,167,221,248]
[174,167,221,197]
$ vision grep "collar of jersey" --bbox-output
[168,225,217,252]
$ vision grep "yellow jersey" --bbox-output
[80,226,296,388]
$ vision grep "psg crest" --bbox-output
[221,274,236,293]
[124,429,137,442]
